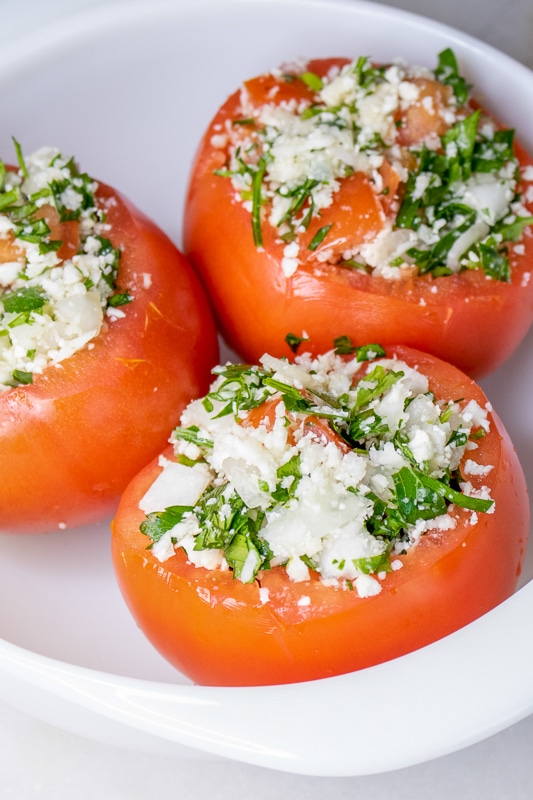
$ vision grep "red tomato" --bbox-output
[0,181,218,533]
[184,58,533,378]
[111,346,529,686]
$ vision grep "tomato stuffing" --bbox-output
[0,145,218,533]
[184,50,533,377]
[112,344,529,686]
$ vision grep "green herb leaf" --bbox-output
[39,239,63,255]
[353,365,404,410]
[355,343,386,362]
[285,331,309,354]
[207,364,272,418]
[108,291,133,308]
[251,156,268,248]
[338,259,368,271]
[333,336,386,362]
[353,552,392,575]
[394,466,448,523]
[473,242,510,282]
[12,137,29,178]
[263,376,311,413]
[307,223,333,251]
[0,186,20,211]
[472,129,514,173]
[11,369,33,386]
[434,48,470,105]
[352,56,385,90]
[300,71,324,91]
[14,216,51,244]
[394,465,493,523]
[94,237,121,288]
[348,408,389,443]
[192,485,270,583]
[2,287,46,314]
[173,425,214,449]
[49,169,95,222]
[276,178,319,228]
[225,532,262,582]
[140,505,193,544]
[271,453,302,504]
[332,335,358,354]
[495,215,533,243]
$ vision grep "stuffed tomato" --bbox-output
[112,342,529,686]
[184,49,533,377]
[0,143,218,533]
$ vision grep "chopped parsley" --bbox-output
[434,47,470,105]
[333,336,386,360]
[213,49,532,282]
[141,346,494,592]
[0,142,128,390]
[307,223,333,251]
[285,331,309,354]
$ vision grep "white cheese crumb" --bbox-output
[463,459,494,476]
[144,351,495,593]
[138,459,212,514]
[210,134,228,149]
[297,595,311,607]
[354,574,382,598]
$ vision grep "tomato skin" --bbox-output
[184,60,533,378]
[111,346,529,686]
[0,183,219,534]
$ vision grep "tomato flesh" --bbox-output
[111,346,529,686]
[300,172,384,260]
[0,182,219,533]
[33,204,80,262]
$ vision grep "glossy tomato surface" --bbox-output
[112,346,529,686]
[0,182,218,533]
[184,58,533,378]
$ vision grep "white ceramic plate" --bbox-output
[0,0,532,778]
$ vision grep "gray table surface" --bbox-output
[1,0,532,797]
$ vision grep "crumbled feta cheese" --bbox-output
[139,458,213,514]
[297,595,311,607]
[215,52,531,281]
[463,459,494,476]
[0,146,127,391]
[354,574,382,598]
[210,134,228,149]
[141,350,495,598]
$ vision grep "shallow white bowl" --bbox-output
[0,0,532,777]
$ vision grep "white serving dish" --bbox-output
[0,0,532,777]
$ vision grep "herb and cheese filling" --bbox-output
[0,142,131,390]
[139,343,494,599]
[214,49,533,280]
